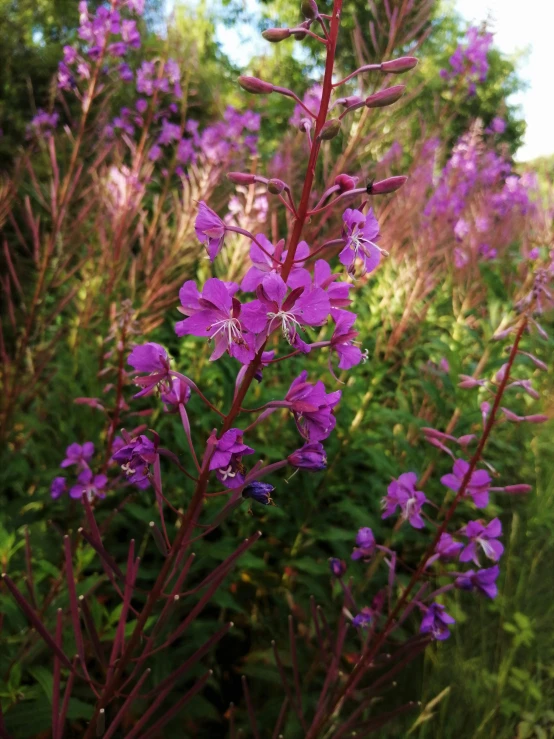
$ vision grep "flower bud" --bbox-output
[318,118,341,141]
[335,174,358,192]
[238,76,274,95]
[262,28,292,42]
[301,0,318,19]
[365,85,405,108]
[381,56,419,73]
[339,95,364,108]
[368,176,407,195]
[227,172,257,185]
[288,442,327,470]
[504,484,532,494]
[329,558,347,577]
[522,414,549,424]
[267,178,286,195]
[243,481,275,505]
[292,21,309,39]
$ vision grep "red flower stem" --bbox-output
[102,669,151,739]
[57,656,77,739]
[307,316,528,737]
[52,609,63,738]
[81,7,343,732]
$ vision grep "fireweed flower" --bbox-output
[240,236,310,291]
[195,201,227,261]
[351,527,376,561]
[352,607,372,628]
[175,278,255,364]
[160,376,191,409]
[127,342,171,397]
[60,442,95,469]
[381,472,428,529]
[441,459,492,508]
[285,371,341,441]
[288,259,353,318]
[427,533,463,565]
[329,558,347,577]
[69,469,108,501]
[288,441,327,470]
[455,565,500,599]
[459,518,504,565]
[112,435,158,488]
[420,603,455,641]
[330,311,364,371]
[339,207,384,277]
[51,477,67,500]
[209,429,255,489]
[243,481,275,505]
[241,273,331,352]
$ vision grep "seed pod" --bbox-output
[238,76,274,95]
[318,118,341,141]
[365,85,405,108]
[381,56,419,73]
[262,28,292,42]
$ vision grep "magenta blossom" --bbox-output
[441,459,492,508]
[240,236,310,292]
[177,279,239,320]
[60,442,94,469]
[339,208,383,277]
[381,472,428,529]
[287,260,353,319]
[209,429,255,489]
[51,477,67,500]
[420,603,455,641]
[161,376,191,409]
[195,201,227,261]
[352,607,372,628]
[175,278,255,364]
[285,371,341,441]
[329,558,347,577]
[112,434,157,488]
[427,533,463,565]
[330,311,364,371]
[455,565,499,599]
[288,441,327,470]
[128,342,171,398]
[241,273,330,352]
[459,518,504,565]
[351,527,376,561]
[69,469,108,501]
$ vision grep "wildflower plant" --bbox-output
[1,0,551,737]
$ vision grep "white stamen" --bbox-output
[219,464,237,481]
[267,310,302,344]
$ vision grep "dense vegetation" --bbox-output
[0,0,552,737]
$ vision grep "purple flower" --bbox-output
[441,459,492,508]
[175,278,255,364]
[60,442,95,469]
[240,237,310,292]
[352,607,372,628]
[427,533,463,565]
[420,603,455,641]
[288,441,327,470]
[158,119,181,145]
[121,19,140,47]
[243,481,274,505]
[241,273,330,352]
[128,342,171,397]
[330,311,364,370]
[381,472,428,529]
[118,63,133,82]
[459,518,504,565]
[455,565,500,599]
[339,208,383,277]
[51,477,67,500]
[112,435,157,487]
[195,201,226,261]
[288,259,353,319]
[161,377,191,409]
[69,469,108,501]
[209,429,255,489]
[351,527,376,561]
[329,558,347,577]
[285,371,341,441]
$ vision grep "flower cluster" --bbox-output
[440,25,493,95]
[51,442,108,501]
